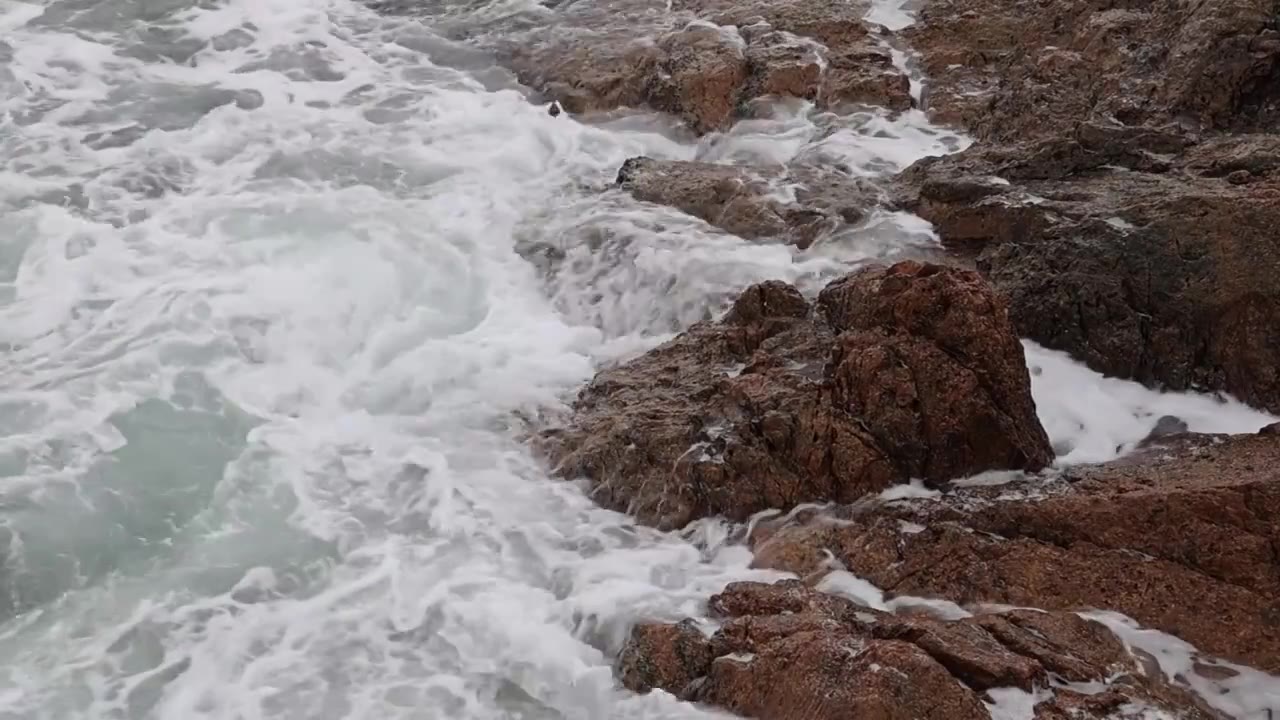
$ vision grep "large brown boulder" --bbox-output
[750,429,1280,674]
[905,0,1280,140]
[615,157,879,248]
[543,261,1052,529]
[896,131,1280,412]
[619,581,1223,720]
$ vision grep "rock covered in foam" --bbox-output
[542,261,1053,529]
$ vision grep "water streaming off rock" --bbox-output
[0,0,1274,718]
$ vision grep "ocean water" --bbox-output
[0,0,1275,717]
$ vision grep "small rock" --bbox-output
[1143,415,1190,443]
[617,620,713,696]
[1227,169,1252,185]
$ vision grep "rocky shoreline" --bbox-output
[377,0,1280,714]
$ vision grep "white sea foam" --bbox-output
[1026,342,1277,464]
[1085,611,1280,718]
[0,0,1274,717]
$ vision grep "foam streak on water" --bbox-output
[0,0,1274,718]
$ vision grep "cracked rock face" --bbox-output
[541,260,1052,529]
[620,581,1224,720]
[503,0,911,132]
[904,0,1280,140]
[895,130,1280,412]
[749,430,1280,674]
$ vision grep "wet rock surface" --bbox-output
[503,0,911,132]
[620,580,1224,720]
[750,430,1280,674]
[896,130,1280,412]
[543,261,1052,529]
[906,0,1280,141]
[368,0,1280,715]
[615,157,879,248]
[891,0,1280,412]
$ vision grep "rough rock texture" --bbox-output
[504,0,911,132]
[616,620,713,696]
[896,130,1280,412]
[892,0,1280,412]
[543,261,1052,529]
[702,634,992,720]
[620,580,1223,720]
[750,429,1280,673]
[905,0,1280,140]
[615,157,878,247]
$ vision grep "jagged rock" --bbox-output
[708,579,872,624]
[503,0,911,132]
[649,24,749,133]
[905,0,1280,139]
[700,635,992,720]
[971,610,1133,683]
[895,131,1280,412]
[543,261,1052,529]
[614,157,877,247]
[620,580,1222,719]
[870,614,1046,691]
[617,620,713,695]
[750,430,1280,673]
[819,46,912,112]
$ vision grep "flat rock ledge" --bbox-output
[619,428,1280,719]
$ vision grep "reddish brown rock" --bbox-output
[817,263,1052,478]
[544,261,1052,529]
[615,157,877,247]
[871,614,1045,690]
[648,25,749,133]
[972,609,1133,682]
[700,635,991,720]
[819,47,912,112]
[895,131,1280,413]
[905,0,1280,140]
[617,620,713,695]
[619,579,1222,719]
[708,579,870,623]
[890,0,1280,412]
[502,0,912,133]
[741,30,823,101]
[751,430,1280,673]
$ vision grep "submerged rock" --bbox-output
[543,261,1052,529]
